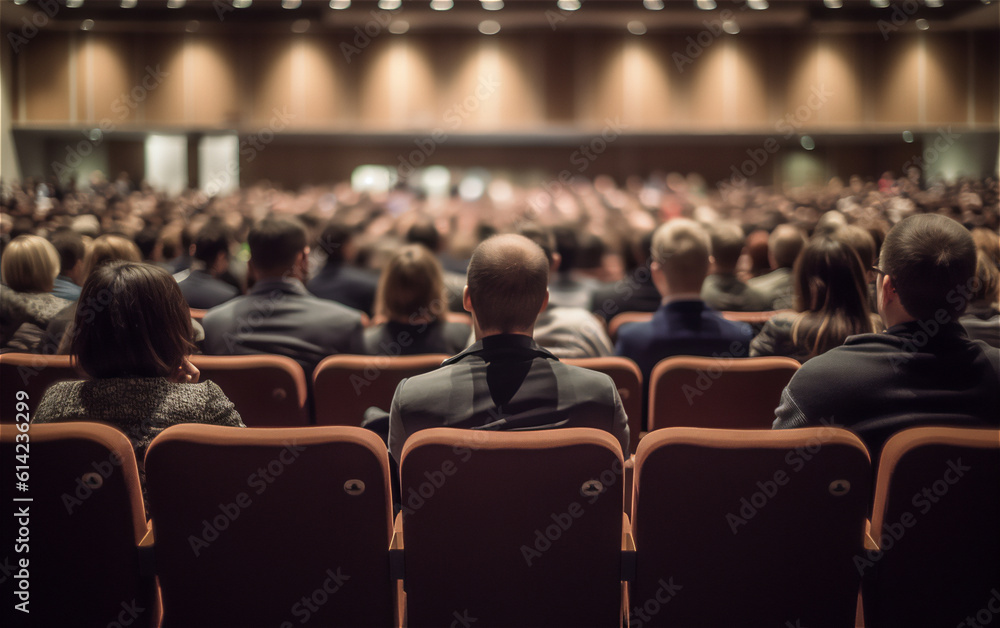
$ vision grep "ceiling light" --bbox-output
[800,136,816,151]
[924,0,943,6]
[329,0,351,8]
[389,20,409,33]
[291,18,310,32]
[902,131,914,143]
[430,0,454,10]
[556,0,581,10]
[627,20,647,35]
[167,0,186,8]
[478,19,501,34]
[13,0,29,5]
[747,0,768,9]
[80,19,94,30]
[378,0,401,9]
[185,20,200,32]
[722,18,740,34]
[283,0,302,8]
[481,1,504,11]
[120,0,137,8]
[66,0,83,7]
[233,0,252,8]
[823,0,843,8]
[643,0,664,9]
[696,0,716,9]
[870,0,890,7]
[915,18,930,29]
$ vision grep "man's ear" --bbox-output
[539,289,550,316]
[462,285,473,313]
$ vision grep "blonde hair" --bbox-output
[1,235,60,292]
[83,234,142,279]
[375,244,447,323]
[651,219,711,290]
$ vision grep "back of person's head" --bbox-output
[516,223,556,267]
[791,238,872,356]
[880,214,977,321]
[467,234,549,334]
[971,228,1000,269]
[1,234,60,293]
[318,220,354,263]
[406,219,442,254]
[83,234,142,279]
[72,261,194,379]
[576,233,606,271]
[651,219,711,290]
[832,224,877,269]
[971,249,999,306]
[552,226,579,273]
[376,244,446,323]
[708,221,746,274]
[133,227,162,262]
[193,221,231,266]
[50,229,86,277]
[769,224,808,269]
[814,210,848,238]
[248,217,307,275]
[745,229,771,276]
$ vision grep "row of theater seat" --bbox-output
[0,352,802,452]
[1,423,997,628]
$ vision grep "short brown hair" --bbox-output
[375,245,447,322]
[708,221,746,273]
[880,214,977,321]
[248,217,307,274]
[73,261,194,379]
[769,224,807,269]
[83,234,142,279]
[467,234,549,333]
[1,235,60,292]
[651,219,711,287]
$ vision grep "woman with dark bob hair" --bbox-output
[33,261,244,487]
[751,237,878,362]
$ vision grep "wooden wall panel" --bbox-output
[184,36,239,127]
[22,32,71,122]
[289,36,356,129]
[871,34,921,126]
[140,36,186,125]
[80,34,135,125]
[972,33,999,126]
[250,35,295,129]
[925,33,968,125]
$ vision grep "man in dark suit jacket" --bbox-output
[774,214,1000,460]
[202,217,364,376]
[306,221,378,316]
[701,221,770,312]
[387,234,630,463]
[615,219,753,385]
[747,224,807,310]
[176,222,240,309]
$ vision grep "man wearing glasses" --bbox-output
[772,213,999,460]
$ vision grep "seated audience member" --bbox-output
[960,249,999,347]
[0,235,70,351]
[740,229,772,280]
[49,229,86,301]
[591,229,661,322]
[701,221,770,312]
[751,238,878,362]
[364,244,469,356]
[832,224,879,312]
[176,221,240,309]
[306,220,378,316]
[46,234,144,353]
[387,234,629,463]
[748,224,808,310]
[517,224,614,359]
[615,219,753,383]
[548,226,598,309]
[202,217,365,375]
[33,261,245,502]
[406,219,468,314]
[773,214,999,459]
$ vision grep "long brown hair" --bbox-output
[791,237,875,358]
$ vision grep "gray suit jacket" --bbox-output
[747,267,795,310]
[388,334,630,462]
[201,278,364,375]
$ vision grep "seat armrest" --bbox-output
[138,524,155,579]
[390,512,404,581]
[864,519,879,551]
[621,513,636,581]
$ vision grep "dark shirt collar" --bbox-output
[250,277,309,297]
[443,333,557,365]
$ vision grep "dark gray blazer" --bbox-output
[387,334,630,462]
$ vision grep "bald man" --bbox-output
[387,234,630,463]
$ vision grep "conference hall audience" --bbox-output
[615,218,754,383]
[363,244,470,356]
[590,229,661,323]
[773,214,1000,459]
[386,233,629,463]
[701,220,770,312]
[0,234,70,352]
[751,237,878,363]
[747,223,808,310]
[33,260,245,507]
[201,217,365,376]
[175,220,240,309]
[960,248,1000,347]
